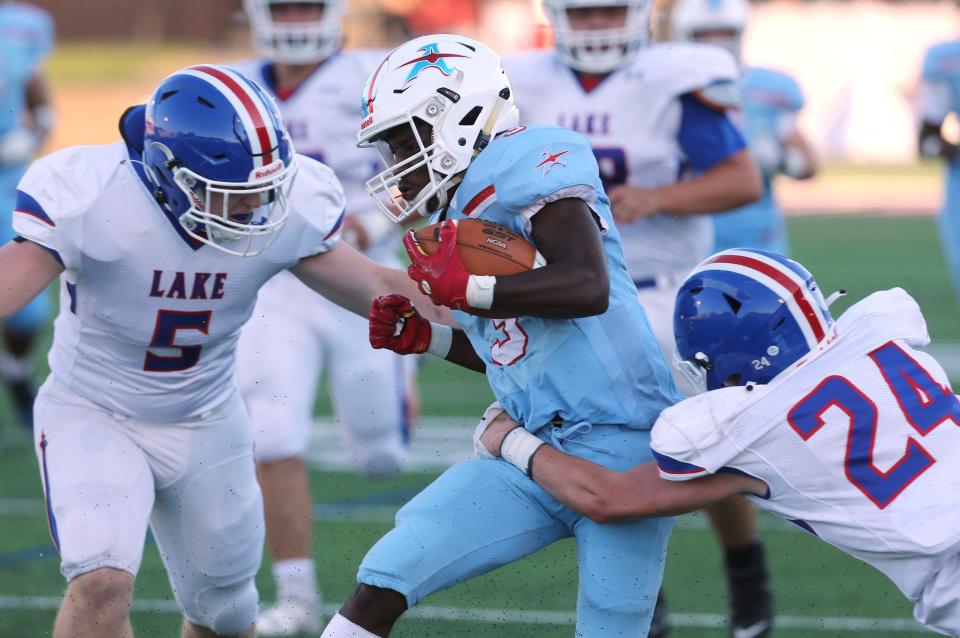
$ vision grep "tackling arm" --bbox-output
[0,239,63,319]
[291,240,450,323]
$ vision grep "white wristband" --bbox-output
[501,427,545,476]
[466,275,496,310]
[427,322,453,358]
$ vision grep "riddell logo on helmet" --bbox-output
[253,162,283,180]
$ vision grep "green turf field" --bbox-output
[0,214,954,636]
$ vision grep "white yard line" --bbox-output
[0,596,926,633]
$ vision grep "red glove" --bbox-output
[369,294,432,354]
[403,219,471,310]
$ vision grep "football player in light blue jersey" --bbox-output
[0,1,54,431]
[318,34,680,638]
[920,36,960,308]
[672,0,817,256]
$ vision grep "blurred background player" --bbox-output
[502,1,767,636]
[919,34,960,309]
[671,0,817,255]
[0,1,54,433]
[233,1,416,634]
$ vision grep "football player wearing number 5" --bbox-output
[318,34,681,638]
[4,65,437,638]
[478,248,960,637]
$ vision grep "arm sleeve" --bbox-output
[12,159,67,266]
[921,45,956,124]
[650,416,713,482]
[677,92,748,173]
[289,157,347,260]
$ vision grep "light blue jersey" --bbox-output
[0,2,52,332]
[440,125,679,431]
[714,67,804,254]
[921,40,960,306]
[359,125,676,636]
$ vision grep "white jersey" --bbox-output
[652,288,960,606]
[231,51,397,264]
[503,43,740,279]
[14,142,344,423]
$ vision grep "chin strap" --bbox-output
[473,87,512,156]
[825,289,847,308]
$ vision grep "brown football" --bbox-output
[412,218,544,276]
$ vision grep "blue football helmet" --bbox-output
[673,248,837,393]
[143,64,297,256]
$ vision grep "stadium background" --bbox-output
[0,0,958,636]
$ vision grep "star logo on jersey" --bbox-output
[399,44,468,86]
[534,148,570,177]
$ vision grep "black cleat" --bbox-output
[726,542,774,638]
[8,379,35,431]
[648,589,671,638]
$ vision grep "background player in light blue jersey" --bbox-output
[671,0,818,256]
[0,1,54,430]
[318,34,679,638]
[919,35,960,308]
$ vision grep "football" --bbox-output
[412,218,545,276]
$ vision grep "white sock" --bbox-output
[272,557,319,605]
[320,612,381,638]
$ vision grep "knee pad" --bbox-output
[188,579,259,637]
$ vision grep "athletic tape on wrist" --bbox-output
[466,275,496,310]
[501,427,545,476]
[427,322,453,358]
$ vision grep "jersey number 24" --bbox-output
[787,341,960,509]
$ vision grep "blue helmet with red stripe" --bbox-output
[143,64,297,256]
[673,248,836,392]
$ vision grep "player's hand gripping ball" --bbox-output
[404,218,544,316]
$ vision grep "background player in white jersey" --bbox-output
[502,2,766,635]
[5,64,436,638]
[234,2,414,633]
[671,0,817,255]
[0,2,55,431]
[479,248,960,637]
[919,35,960,309]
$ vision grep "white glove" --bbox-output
[472,401,506,459]
[0,128,38,168]
[749,135,783,179]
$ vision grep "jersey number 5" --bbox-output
[144,309,212,372]
[787,342,960,509]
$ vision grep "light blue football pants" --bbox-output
[358,424,674,637]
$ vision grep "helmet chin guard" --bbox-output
[356,34,519,223]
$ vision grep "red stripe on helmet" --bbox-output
[705,254,827,342]
[191,65,274,166]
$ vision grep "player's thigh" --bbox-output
[915,551,960,636]
[34,380,155,581]
[237,290,323,462]
[149,398,264,632]
[358,458,569,608]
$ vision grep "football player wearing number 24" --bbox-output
[3,65,440,638]
[479,249,960,638]
[320,34,682,638]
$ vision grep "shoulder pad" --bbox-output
[287,154,347,257]
[742,67,804,110]
[692,81,741,111]
[488,126,599,215]
[634,42,739,97]
[923,40,960,82]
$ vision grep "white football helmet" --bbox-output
[244,0,344,65]
[357,34,519,223]
[670,0,750,58]
[543,0,652,74]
